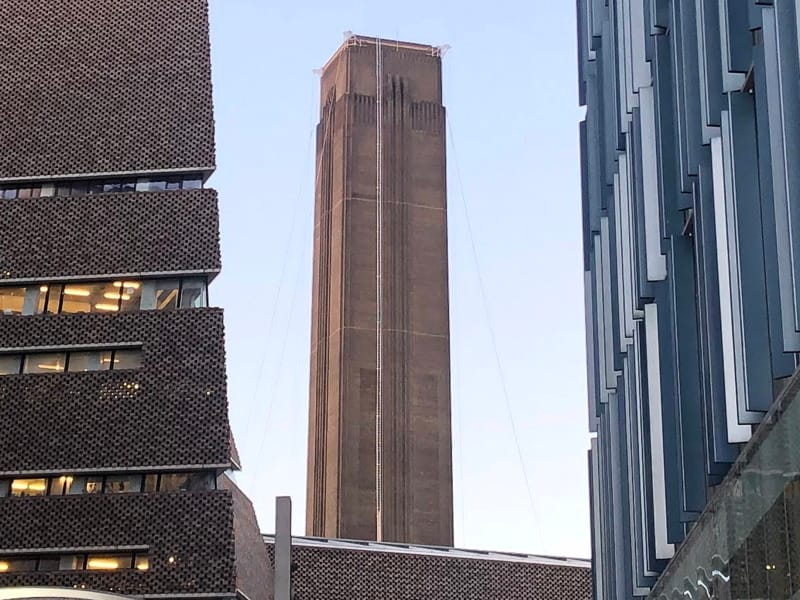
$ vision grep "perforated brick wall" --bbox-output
[0,309,230,472]
[0,491,236,596]
[0,190,220,281]
[0,0,215,178]
[265,543,593,600]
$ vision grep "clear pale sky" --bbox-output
[207,0,590,558]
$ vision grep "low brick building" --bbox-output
[264,535,592,600]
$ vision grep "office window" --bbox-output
[105,475,142,494]
[67,475,103,495]
[86,554,133,570]
[154,280,180,310]
[68,350,113,373]
[88,180,104,195]
[70,181,89,196]
[0,355,21,375]
[116,280,142,312]
[144,474,158,492]
[0,480,8,497]
[60,282,121,314]
[0,287,26,315]
[37,556,61,571]
[9,479,47,497]
[0,557,37,572]
[183,177,202,190]
[102,181,121,193]
[45,284,62,314]
[180,278,207,309]
[112,349,143,370]
[147,180,167,192]
[160,472,214,492]
[49,475,75,496]
[1,187,16,200]
[24,285,48,315]
[134,555,150,571]
[23,353,66,374]
[59,555,85,571]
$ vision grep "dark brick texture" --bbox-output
[0,0,215,178]
[266,542,593,600]
[222,477,272,600]
[0,190,221,281]
[0,491,236,596]
[0,309,231,472]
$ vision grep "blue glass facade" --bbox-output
[578,1,800,597]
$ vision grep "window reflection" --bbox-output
[180,278,207,309]
[105,475,142,494]
[68,476,104,495]
[59,555,85,571]
[154,280,180,310]
[68,351,112,373]
[23,353,66,374]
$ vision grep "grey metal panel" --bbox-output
[752,42,797,381]
[724,92,773,415]
[763,4,800,350]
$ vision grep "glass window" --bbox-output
[23,353,66,374]
[0,480,9,497]
[60,282,120,314]
[45,284,63,314]
[102,181,121,193]
[67,475,103,495]
[86,554,133,570]
[59,555,84,570]
[143,474,158,492]
[1,188,17,200]
[88,180,104,195]
[9,478,47,497]
[165,177,181,191]
[37,556,60,571]
[70,181,88,196]
[147,180,167,192]
[0,355,21,375]
[182,177,202,190]
[50,475,75,496]
[104,475,142,494]
[153,280,179,310]
[159,473,192,492]
[17,187,37,199]
[134,555,150,571]
[117,280,142,312]
[0,557,37,572]
[55,183,71,197]
[179,278,207,309]
[111,349,142,371]
[23,285,48,315]
[0,287,27,315]
[120,180,136,193]
[68,351,112,373]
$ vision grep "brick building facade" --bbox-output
[307,34,454,547]
[0,2,269,599]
